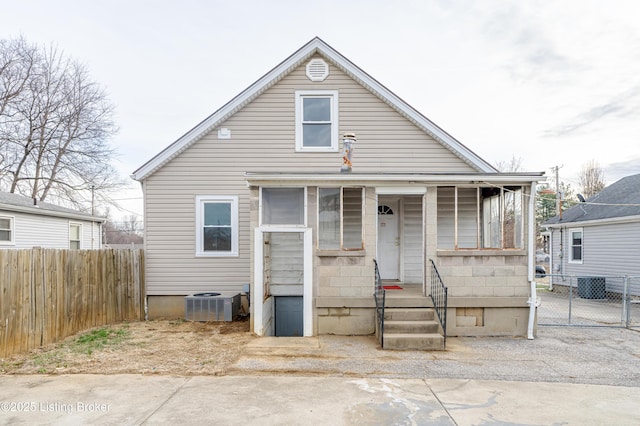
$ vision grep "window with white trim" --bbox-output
[261,187,305,226]
[196,196,239,257]
[69,223,82,249]
[0,216,14,245]
[318,187,364,250]
[295,90,339,151]
[569,228,583,263]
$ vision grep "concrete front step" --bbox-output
[383,308,435,321]
[384,320,440,334]
[384,297,433,308]
[383,333,445,350]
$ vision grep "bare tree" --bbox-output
[495,155,523,172]
[119,214,143,237]
[578,160,606,199]
[0,37,38,181]
[102,211,143,245]
[0,36,122,210]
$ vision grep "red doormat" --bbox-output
[382,285,403,290]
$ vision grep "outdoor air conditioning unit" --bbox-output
[185,292,241,322]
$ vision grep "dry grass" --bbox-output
[0,319,255,376]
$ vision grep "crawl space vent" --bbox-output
[185,292,240,322]
[306,58,329,82]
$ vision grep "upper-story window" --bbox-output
[0,216,14,245]
[295,90,339,152]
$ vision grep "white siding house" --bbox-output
[133,37,545,340]
[0,192,103,249]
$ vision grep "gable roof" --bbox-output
[544,173,640,226]
[132,37,497,181]
[0,191,103,222]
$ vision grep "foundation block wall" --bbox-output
[434,253,531,337]
[316,255,374,298]
[316,307,375,335]
[436,254,529,298]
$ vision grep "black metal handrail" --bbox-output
[429,259,448,348]
[373,259,386,348]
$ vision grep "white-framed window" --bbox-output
[295,90,339,152]
[0,215,15,245]
[260,187,306,226]
[569,228,583,263]
[196,195,239,257]
[318,187,364,250]
[69,223,82,249]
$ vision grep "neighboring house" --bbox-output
[544,173,640,295]
[132,37,544,338]
[0,191,103,249]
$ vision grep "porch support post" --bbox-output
[303,228,313,336]
[253,229,264,336]
[527,181,538,340]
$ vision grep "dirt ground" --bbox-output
[0,319,255,376]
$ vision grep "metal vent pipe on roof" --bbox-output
[340,133,356,173]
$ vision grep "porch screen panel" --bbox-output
[482,189,501,248]
[503,190,515,248]
[514,188,523,248]
[262,188,304,225]
[318,188,340,249]
[342,188,363,249]
[503,187,523,249]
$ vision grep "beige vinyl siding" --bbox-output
[144,56,478,295]
[402,196,423,284]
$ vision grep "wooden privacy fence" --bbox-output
[0,248,145,357]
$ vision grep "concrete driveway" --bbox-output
[1,326,639,425]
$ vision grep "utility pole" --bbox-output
[552,165,563,219]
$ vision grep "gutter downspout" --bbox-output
[527,181,539,340]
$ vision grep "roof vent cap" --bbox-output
[306,58,329,82]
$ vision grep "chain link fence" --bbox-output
[536,274,640,328]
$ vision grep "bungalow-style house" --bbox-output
[132,37,544,343]
[544,173,640,296]
[0,191,103,249]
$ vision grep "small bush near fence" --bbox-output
[0,248,145,357]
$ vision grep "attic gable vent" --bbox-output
[306,58,329,82]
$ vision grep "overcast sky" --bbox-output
[3,0,640,218]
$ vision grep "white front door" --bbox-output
[378,200,400,280]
